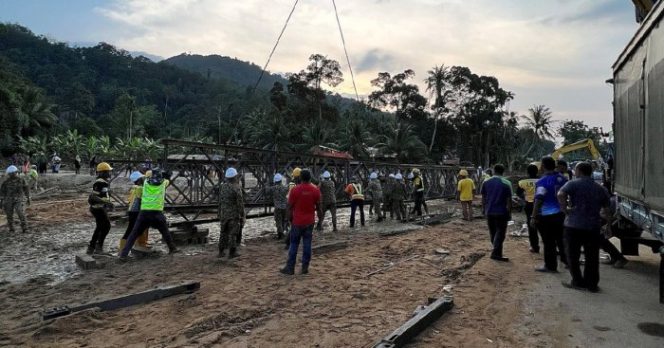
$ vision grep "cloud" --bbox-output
[93,0,638,128]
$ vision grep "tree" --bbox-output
[425,64,451,152]
[558,120,599,145]
[368,70,427,118]
[338,118,372,159]
[377,122,427,163]
[287,54,343,121]
[522,105,554,157]
[242,108,291,151]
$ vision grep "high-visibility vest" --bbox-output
[352,183,364,200]
[414,176,424,192]
[141,181,167,211]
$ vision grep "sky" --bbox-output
[0,0,641,130]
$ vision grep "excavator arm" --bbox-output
[551,138,602,161]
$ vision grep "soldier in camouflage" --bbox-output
[266,173,289,239]
[316,171,337,231]
[391,174,407,221]
[218,167,245,258]
[366,172,384,222]
[0,165,30,233]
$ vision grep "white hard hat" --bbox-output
[225,167,238,178]
[129,171,144,183]
[370,172,378,180]
[6,165,18,174]
[395,173,403,180]
[389,173,395,178]
[322,171,331,179]
[407,173,414,179]
[273,173,283,183]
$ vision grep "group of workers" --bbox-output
[477,157,623,293]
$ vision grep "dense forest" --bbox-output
[1,23,601,169]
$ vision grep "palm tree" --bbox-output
[377,122,426,163]
[300,122,336,151]
[425,65,450,152]
[338,118,371,159]
[243,109,291,151]
[522,105,554,157]
[63,129,84,158]
[18,87,56,135]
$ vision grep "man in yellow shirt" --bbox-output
[517,164,540,253]
[457,170,476,221]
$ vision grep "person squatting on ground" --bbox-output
[345,177,365,228]
[480,164,512,262]
[457,169,475,221]
[0,165,30,233]
[532,156,568,273]
[280,169,320,275]
[557,161,611,292]
[392,174,407,221]
[119,168,179,261]
[600,197,629,268]
[316,171,337,232]
[87,162,113,254]
[517,164,540,253]
[266,173,289,239]
[119,171,151,252]
[216,168,245,259]
[366,172,384,222]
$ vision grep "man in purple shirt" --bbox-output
[480,164,512,262]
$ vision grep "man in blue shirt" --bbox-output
[481,164,512,262]
[532,156,567,272]
[558,162,611,292]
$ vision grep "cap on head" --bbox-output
[395,173,403,180]
[292,167,302,178]
[6,165,18,174]
[322,171,331,179]
[459,169,469,177]
[273,173,283,183]
[129,171,144,183]
[370,172,378,180]
[225,167,238,179]
[96,162,112,172]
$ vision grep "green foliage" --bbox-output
[558,120,600,145]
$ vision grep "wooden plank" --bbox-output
[312,241,348,254]
[372,296,454,348]
[41,281,200,320]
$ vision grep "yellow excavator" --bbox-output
[551,138,602,161]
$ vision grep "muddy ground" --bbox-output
[0,174,663,347]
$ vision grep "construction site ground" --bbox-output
[0,175,663,347]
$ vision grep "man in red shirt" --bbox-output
[280,169,321,275]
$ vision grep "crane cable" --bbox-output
[332,0,360,101]
[253,0,300,92]
[254,0,360,102]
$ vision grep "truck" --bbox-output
[611,0,664,303]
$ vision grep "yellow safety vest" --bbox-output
[414,176,424,192]
[141,180,167,211]
[352,183,364,200]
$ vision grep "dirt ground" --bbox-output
[1,178,663,347]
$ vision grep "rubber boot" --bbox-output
[167,242,180,255]
[301,265,309,275]
[86,245,95,255]
[228,247,240,259]
[280,267,294,275]
[137,229,149,248]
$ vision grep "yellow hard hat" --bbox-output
[145,170,153,178]
[96,162,113,172]
[292,167,302,178]
[459,169,469,177]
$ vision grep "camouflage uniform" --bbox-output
[316,179,337,231]
[266,183,289,238]
[391,181,407,221]
[0,175,30,232]
[366,180,384,220]
[383,177,394,219]
[218,181,245,254]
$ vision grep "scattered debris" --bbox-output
[312,241,348,254]
[365,255,420,277]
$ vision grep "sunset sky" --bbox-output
[1,0,641,129]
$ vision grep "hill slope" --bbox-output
[164,54,288,89]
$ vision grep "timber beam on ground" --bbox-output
[372,296,454,348]
[106,139,478,223]
[40,281,201,321]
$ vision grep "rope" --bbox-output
[253,0,300,92]
[332,0,360,101]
